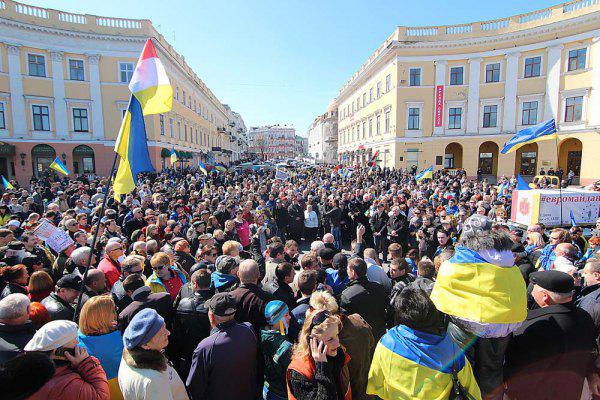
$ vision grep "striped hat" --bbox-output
[264,300,288,326]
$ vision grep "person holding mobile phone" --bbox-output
[24,319,110,400]
[286,310,352,400]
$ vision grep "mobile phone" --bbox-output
[54,347,73,359]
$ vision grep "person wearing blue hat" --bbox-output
[261,300,293,400]
[118,308,189,400]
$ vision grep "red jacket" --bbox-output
[29,356,110,400]
[97,256,121,289]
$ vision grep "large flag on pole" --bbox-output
[517,175,531,190]
[129,39,173,114]
[501,119,557,154]
[170,147,178,164]
[415,165,433,182]
[113,38,172,201]
[198,160,207,175]
[1,175,13,190]
[49,156,70,176]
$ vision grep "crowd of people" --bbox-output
[0,164,599,400]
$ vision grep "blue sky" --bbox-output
[26,0,554,135]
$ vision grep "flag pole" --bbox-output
[555,134,564,226]
[73,150,119,321]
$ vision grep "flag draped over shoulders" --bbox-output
[367,325,481,400]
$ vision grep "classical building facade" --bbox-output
[248,125,296,160]
[223,104,248,163]
[335,1,600,185]
[307,106,338,163]
[0,1,238,184]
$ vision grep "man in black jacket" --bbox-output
[370,202,389,263]
[266,262,296,310]
[0,294,36,363]
[340,257,388,341]
[41,274,81,321]
[111,255,145,314]
[118,274,173,333]
[325,199,343,250]
[172,268,212,378]
[230,259,274,333]
[505,270,597,400]
[273,200,290,241]
[287,197,304,244]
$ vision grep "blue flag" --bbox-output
[570,210,577,227]
[415,165,433,182]
[517,175,531,191]
[501,119,557,154]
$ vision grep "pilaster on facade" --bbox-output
[7,44,26,138]
[467,57,482,134]
[50,51,69,139]
[588,37,600,127]
[544,44,564,122]
[502,52,520,133]
[87,53,105,140]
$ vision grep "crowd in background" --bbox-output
[0,164,599,400]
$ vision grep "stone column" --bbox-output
[87,54,105,139]
[7,45,26,137]
[50,51,68,138]
[502,52,520,133]
[467,58,482,134]
[544,44,564,122]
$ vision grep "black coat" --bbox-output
[369,211,388,236]
[0,282,28,300]
[266,280,296,311]
[504,303,597,400]
[172,289,212,377]
[41,292,76,321]
[340,277,388,341]
[0,322,36,363]
[118,287,173,333]
[110,277,132,315]
[230,283,274,333]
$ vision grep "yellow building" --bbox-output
[0,0,236,184]
[336,1,600,185]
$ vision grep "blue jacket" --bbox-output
[326,268,350,296]
[537,244,556,271]
[146,266,187,294]
[210,271,239,292]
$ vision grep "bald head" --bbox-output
[238,259,259,284]
[322,233,334,244]
[555,243,577,259]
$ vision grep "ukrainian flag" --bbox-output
[415,165,433,182]
[367,325,481,400]
[198,160,207,175]
[1,175,13,190]
[170,147,178,164]
[113,95,155,201]
[49,156,69,176]
[430,246,527,330]
[214,163,226,172]
[501,119,557,154]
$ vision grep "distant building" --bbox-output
[223,104,248,163]
[295,135,308,156]
[248,125,296,160]
[308,105,338,163]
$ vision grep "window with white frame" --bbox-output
[369,118,373,137]
[524,56,541,78]
[183,90,186,106]
[369,88,373,102]
[568,48,587,72]
[522,101,538,125]
[119,62,134,83]
[28,54,46,77]
[485,63,500,83]
[385,110,390,132]
[448,107,462,129]
[175,86,179,101]
[385,74,391,92]
[184,125,188,141]
[0,103,5,129]
[160,114,165,136]
[362,93,366,106]
[408,107,420,130]
[564,96,583,122]
[32,105,50,131]
[377,82,381,98]
[72,108,89,132]
[376,114,381,135]
[69,59,85,81]
[483,105,498,128]
[169,118,174,138]
[409,68,421,86]
[450,67,463,85]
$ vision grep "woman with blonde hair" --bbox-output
[77,295,124,400]
[28,270,54,302]
[286,309,352,400]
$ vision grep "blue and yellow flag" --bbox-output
[367,325,481,400]
[570,210,577,227]
[170,147,178,164]
[198,161,207,175]
[214,163,226,172]
[431,246,527,325]
[113,95,156,201]
[1,175,13,190]
[415,165,433,182]
[517,174,530,190]
[501,119,557,154]
[49,156,69,176]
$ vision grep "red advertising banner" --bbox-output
[434,85,444,127]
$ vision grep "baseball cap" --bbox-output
[56,274,82,290]
[204,292,237,317]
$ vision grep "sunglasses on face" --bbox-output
[152,265,167,271]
